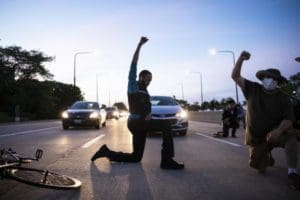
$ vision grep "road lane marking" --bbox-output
[0,126,61,138]
[195,133,242,147]
[81,135,105,148]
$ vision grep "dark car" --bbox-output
[61,101,107,130]
[105,106,120,120]
[150,96,188,135]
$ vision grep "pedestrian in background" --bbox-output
[222,98,238,137]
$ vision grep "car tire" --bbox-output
[102,121,106,127]
[95,123,100,129]
[179,130,187,136]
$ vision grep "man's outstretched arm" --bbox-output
[128,37,148,93]
[128,37,148,81]
[232,51,250,91]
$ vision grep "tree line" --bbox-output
[0,46,83,122]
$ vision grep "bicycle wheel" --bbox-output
[8,167,81,190]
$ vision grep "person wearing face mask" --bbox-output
[232,51,300,190]
[91,37,184,170]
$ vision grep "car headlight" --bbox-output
[176,110,187,118]
[62,111,69,119]
[89,112,99,119]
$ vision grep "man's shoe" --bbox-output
[288,173,300,190]
[160,159,184,170]
[91,145,110,161]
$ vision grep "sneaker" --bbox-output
[160,159,184,170]
[91,145,110,161]
[288,173,300,190]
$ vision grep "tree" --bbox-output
[280,72,300,104]
[201,101,209,110]
[0,46,54,80]
[189,102,201,111]
[0,45,85,121]
[208,99,219,110]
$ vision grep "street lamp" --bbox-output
[73,51,93,87]
[210,49,239,103]
[180,83,185,100]
[96,74,100,103]
[191,71,203,105]
[96,73,104,103]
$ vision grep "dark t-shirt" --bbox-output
[243,79,294,145]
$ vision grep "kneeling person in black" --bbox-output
[91,37,184,170]
[222,98,238,137]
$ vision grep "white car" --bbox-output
[61,101,107,130]
[150,96,188,136]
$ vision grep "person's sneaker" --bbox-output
[91,145,110,161]
[288,173,300,190]
[160,159,184,170]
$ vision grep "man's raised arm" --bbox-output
[128,37,148,93]
[232,51,250,91]
[128,37,148,80]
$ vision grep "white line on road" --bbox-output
[0,126,61,138]
[195,133,242,147]
[81,135,105,148]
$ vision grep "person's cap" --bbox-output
[256,68,287,83]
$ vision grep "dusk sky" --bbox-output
[1,0,299,106]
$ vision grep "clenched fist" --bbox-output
[139,36,149,45]
[240,51,251,61]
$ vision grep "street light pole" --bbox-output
[214,50,239,103]
[96,74,99,103]
[192,72,203,105]
[73,51,92,87]
[181,83,185,100]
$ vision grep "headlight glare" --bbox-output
[176,110,187,118]
[89,112,99,119]
[62,111,69,119]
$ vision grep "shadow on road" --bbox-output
[90,161,153,200]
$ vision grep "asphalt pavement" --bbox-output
[0,117,300,200]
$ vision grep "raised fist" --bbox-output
[240,51,251,60]
[139,36,149,45]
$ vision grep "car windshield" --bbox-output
[70,102,99,110]
[150,96,178,106]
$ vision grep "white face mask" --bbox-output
[262,77,278,91]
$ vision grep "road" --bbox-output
[0,118,300,200]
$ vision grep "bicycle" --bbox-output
[0,148,81,190]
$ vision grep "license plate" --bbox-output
[74,119,82,124]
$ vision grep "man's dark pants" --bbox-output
[108,118,174,162]
[223,124,237,137]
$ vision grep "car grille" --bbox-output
[152,113,176,118]
[68,112,90,119]
[169,119,178,125]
